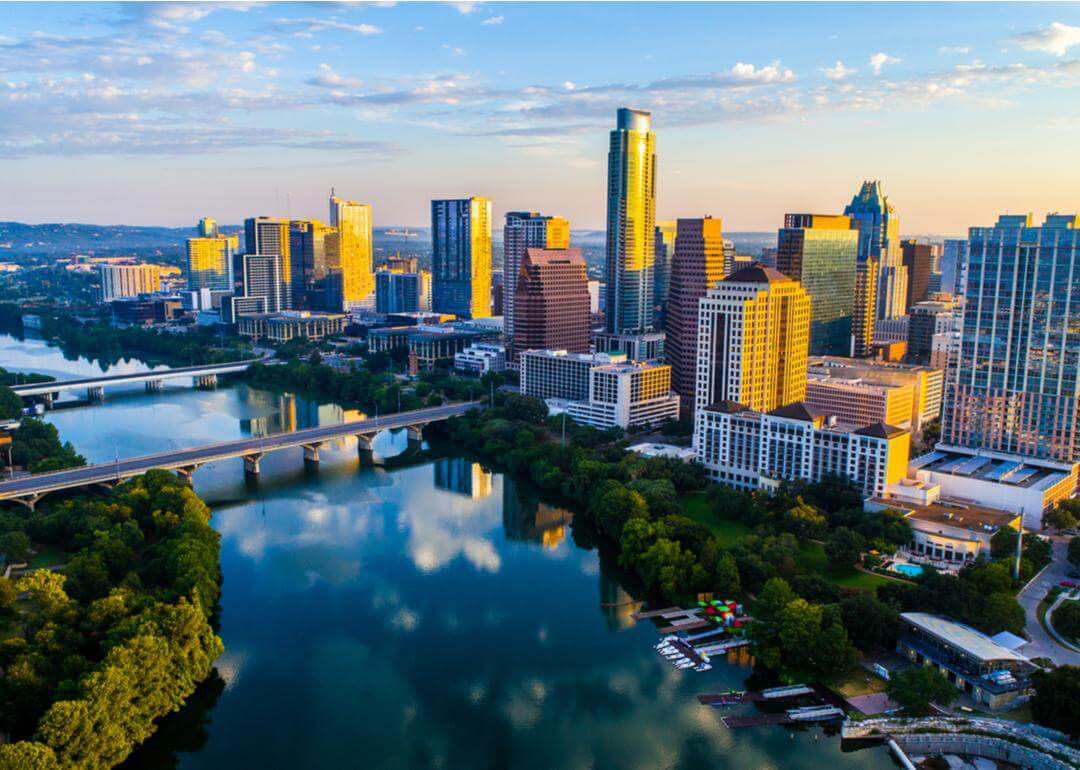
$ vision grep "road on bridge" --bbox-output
[10,358,268,396]
[0,401,480,503]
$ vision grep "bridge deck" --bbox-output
[0,402,480,500]
[11,359,266,395]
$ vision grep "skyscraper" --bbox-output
[605,108,656,335]
[186,235,238,292]
[431,198,493,319]
[776,213,859,356]
[664,216,725,411]
[653,221,677,325]
[375,269,430,313]
[512,247,590,358]
[99,264,161,301]
[901,239,936,310]
[504,212,570,353]
[940,238,968,296]
[942,213,1080,463]
[244,216,292,310]
[197,217,218,238]
[852,257,878,357]
[329,192,375,310]
[694,264,810,414]
[844,180,907,320]
[289,220,331,309]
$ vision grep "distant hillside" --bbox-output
[0,222,229,260]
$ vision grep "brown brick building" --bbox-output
[512,248,590,360]
[664,216,725,412]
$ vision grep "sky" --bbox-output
[3,1,1080,234]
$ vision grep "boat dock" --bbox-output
[697,683,814,707]
[721,705,845,729]
[695,638,751,657]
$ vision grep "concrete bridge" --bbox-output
[0,402,480,509]
[11,359,266,404]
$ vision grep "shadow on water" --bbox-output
[120,670,227,770]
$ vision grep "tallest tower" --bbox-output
[605,108,656,334]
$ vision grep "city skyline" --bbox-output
[3,2,1080,233]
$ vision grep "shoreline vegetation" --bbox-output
[0,471,223,769]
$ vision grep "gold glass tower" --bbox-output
[695,264,811,414]
[329,192,375,309]
[605,108,656,334]
[186,235,238,292]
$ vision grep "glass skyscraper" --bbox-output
[843,180,907,320]
[605,108,656,335]
[776,214,859,356]
[431,197,493,319]
[942,214,1080,463]
[940,238,968,296]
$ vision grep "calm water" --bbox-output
[1,334,892,769]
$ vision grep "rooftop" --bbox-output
[722,263,793,285]
[900,612,1026,663]
[876,497,1021,535]
[806,374,909,395]
[911,447,1070,490]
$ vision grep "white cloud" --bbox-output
[442,43,466,56]
[448,1,479,14]
[869,52,900,75]
[562,81,576,91]
[1011,21,1080,57]
[822,60,855,81]
[275,17,383,36]
[939,45,971,55]
[730,60,795,83]
[482,15,504,26]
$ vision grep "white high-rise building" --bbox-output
[98,264,161,302]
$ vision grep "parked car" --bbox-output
[1060,580,1077,589]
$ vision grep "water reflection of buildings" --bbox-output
[502,477,573,550]
[599,572,640,631]
[433,457,493,499]
[238,386,363,436]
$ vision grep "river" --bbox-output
[1,333,892,769]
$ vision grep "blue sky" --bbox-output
[3,2,1080,234]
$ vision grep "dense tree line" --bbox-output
[6,419,86,473]
[1030,666,1080,738]
[0,471,223,768]
[245,357,510,419]
[39,314,251,369]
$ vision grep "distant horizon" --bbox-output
[4,2,1080,232]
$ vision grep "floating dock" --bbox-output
[697,683,813,707]
[720,705,845,729]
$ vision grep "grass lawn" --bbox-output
[797,541,894,592]
[28,544,70,569]
[827,667,889,698]
[680,492,752,547]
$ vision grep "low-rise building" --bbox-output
[591,330,665,362]
[694,401,909,499]
[866,488,1021,565]
[807,356,943,432]
[805,374,914,429]
[454,342,506,374]
[628,443,697,462]
[896,612,1035,710]
[907,446,1077,529]
[521,349,678,430]
[237,311,347,343]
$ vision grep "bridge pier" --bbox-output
[11,492,44,511]
[87,386,104,402]
[356,433,376,465]
[243,452,265,476]
[195,374,218,390]
[145,379,163,393]
[41,393,54,410]
[406,424,424,451]
[175,464,201,485]
[302,442,323,469]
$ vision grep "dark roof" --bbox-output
[523,247,584,266]
[722,263,793,284]
[854,422,908,439]
[703,400,751,415]
[766,402,820,422]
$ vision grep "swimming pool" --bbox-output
[892,564,923,578]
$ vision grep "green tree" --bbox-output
[0,576,16,614]
[1053,601,1080,642]
[1045,502,1079,531]
[713,551,741,596]
[589,481,649,541]
[0,741,58,768]
[1029,666,1080,738]
[756,577,797,626]
[0,386,22,420]
[824,526,865,569]
[782,498,827,540]
[886,665,958,715]
[0,530,32,565]
[15,570,71,617]
[1069,537,1080,569]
